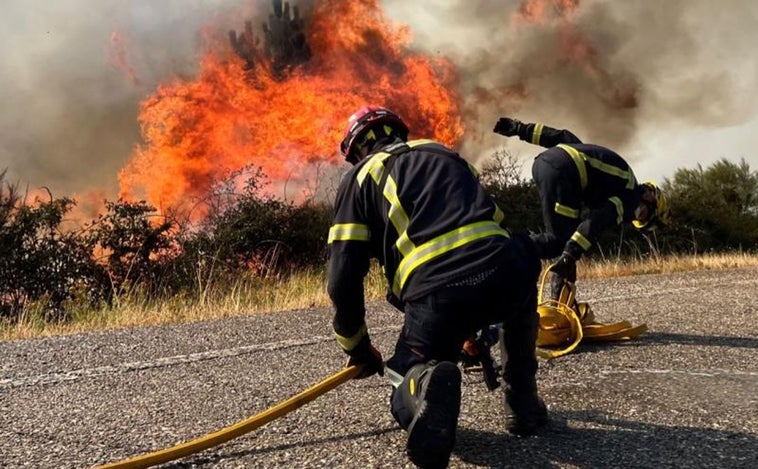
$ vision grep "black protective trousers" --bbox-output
[385,235,541,427]
[530,148,584,260]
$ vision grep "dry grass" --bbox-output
[2,252,757,341]
[577,251,758,279]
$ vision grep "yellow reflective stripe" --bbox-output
[585,158,636,189]
[609,196,623,224]
[406,139,436,147]
[570,231,592,251]
[355,139,437,256]
[557,144,588,190]
[328,223,370,243]
[493,203,505,225]
[392,221,509,295]
[357,140,438,187]
[554,202,579,219]
[396,231,414,257]
[467,162,479,178]
[335,323,367,351]
[531,123,544,145]
[383,176,414,256]
[357,151,392,187]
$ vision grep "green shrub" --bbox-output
[0,171,108,322]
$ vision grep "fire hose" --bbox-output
[94,365,362,469]
[535,267,647,359]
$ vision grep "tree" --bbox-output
[479,149,542,234]
[663,157,758,251]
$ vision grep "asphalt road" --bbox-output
[1,267,757,469]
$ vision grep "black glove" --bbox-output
[346,336,384,379]
[547,251,577,283]
[493,117,523,137]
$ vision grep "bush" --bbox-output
[662,158,758,252]
[190,165,330,277]
[479,149,542,234]
[84,199,175,299]
[0,171,108,322]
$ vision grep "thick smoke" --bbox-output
[384,0,758,168]
[1,0,757,201]
[0,0,260,200]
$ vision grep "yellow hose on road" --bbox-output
[535,267,647,358]
[94,365,362,469]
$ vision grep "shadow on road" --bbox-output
[164,427,399,468]
[455,410,757,468]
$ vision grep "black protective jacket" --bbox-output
[514,122,644,259]
[327,139,511,353]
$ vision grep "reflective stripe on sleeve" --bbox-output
[554,202,580,219]
[328,223,370,243]
[609,196,624,224]
[392,221,509,295]
[531,123,544,145]
[335,323,367,352]
[570,231,592,251]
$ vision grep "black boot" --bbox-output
[548,270,565,302]
[394,361,461,468]
[499,309,549,436]
[503,386,548,436]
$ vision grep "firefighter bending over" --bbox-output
[328,106,547,468]
[493,117,670,305]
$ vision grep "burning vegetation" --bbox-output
[118,0,463,220]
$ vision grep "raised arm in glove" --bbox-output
[493,117,524,137]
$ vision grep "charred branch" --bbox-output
[229,0,311,78]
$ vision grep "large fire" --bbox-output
[114,0,640,221]
[118,0,463,219]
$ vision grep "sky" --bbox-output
[1,0,757,202]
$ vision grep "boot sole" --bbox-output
[406,362,462,468]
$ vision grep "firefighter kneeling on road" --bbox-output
[328,106,547,468]
[493,117,670,312]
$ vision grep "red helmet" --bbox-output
[339,106,409,164]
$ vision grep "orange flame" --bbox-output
[118,0,463,219]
